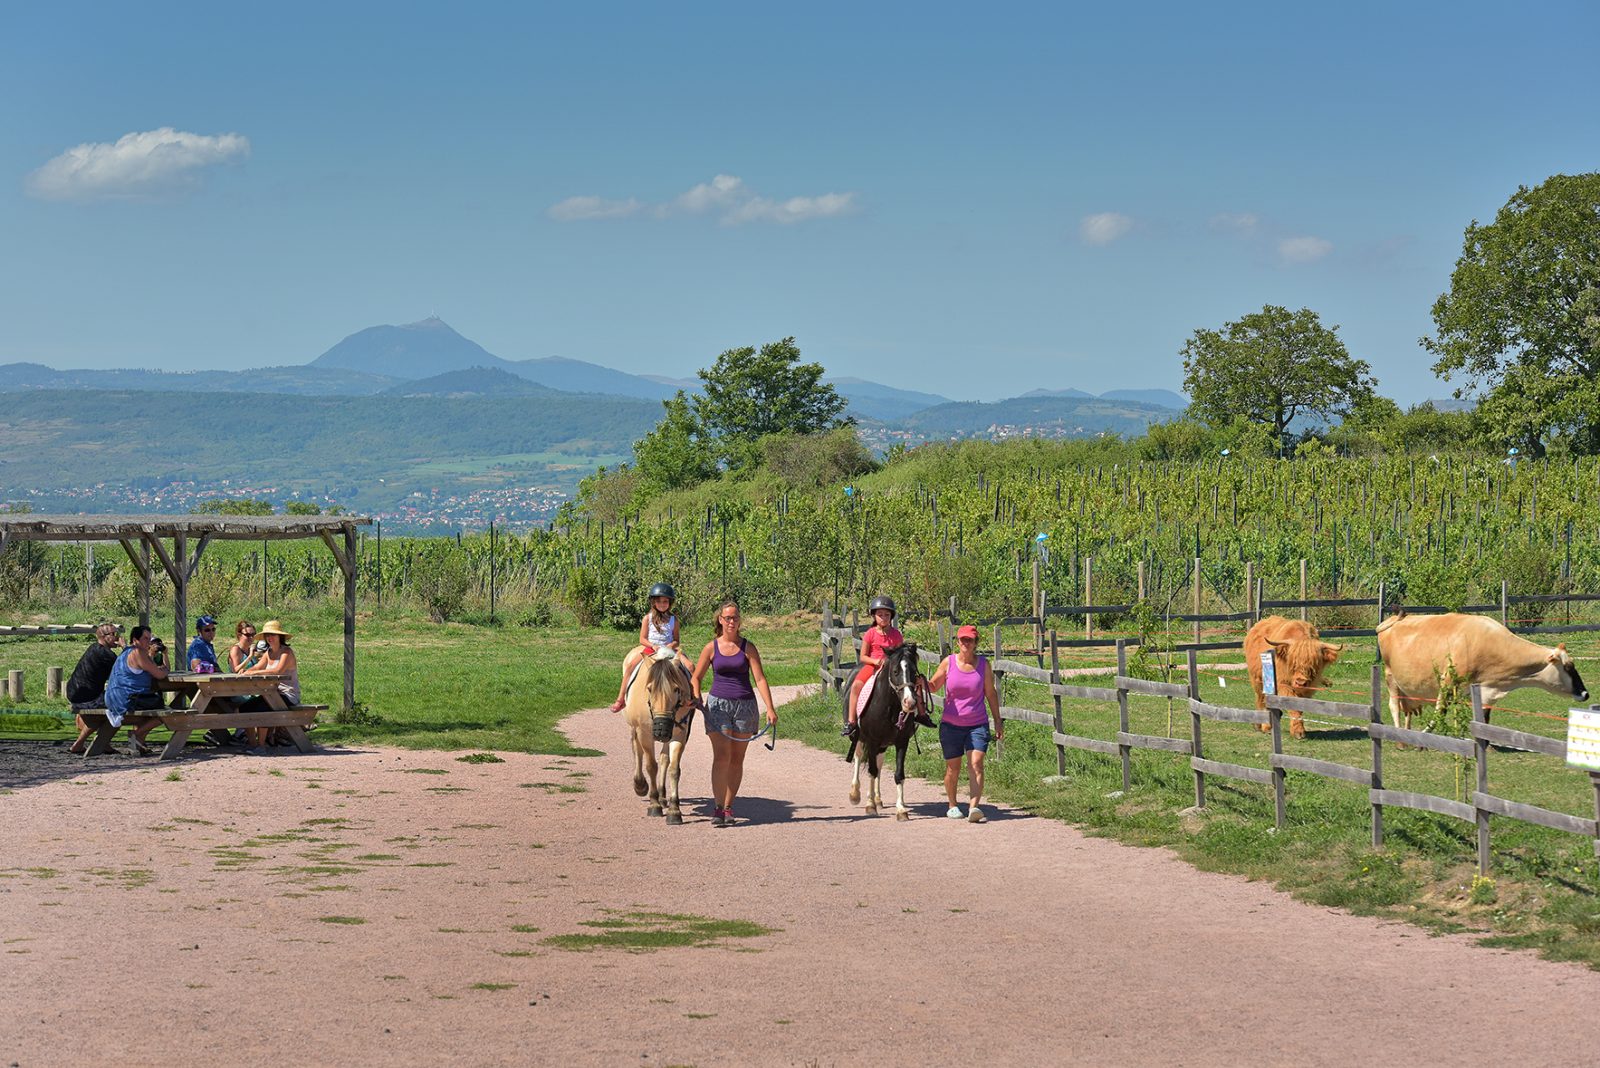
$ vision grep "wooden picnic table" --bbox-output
[78,673,323,760]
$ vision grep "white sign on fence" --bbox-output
[1259,652,1277,696]
[1566,709,1600,771]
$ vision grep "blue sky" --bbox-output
[2,1,1596,403]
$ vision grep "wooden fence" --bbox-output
[820,606,1600,876]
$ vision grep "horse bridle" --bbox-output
[644,664,696,740]
[885,649,925,728]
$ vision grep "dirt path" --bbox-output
[5,685,1600,1066]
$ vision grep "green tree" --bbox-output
[283,501,322,516]
[694,337,850,470]
[196,498,274,515]
[1182,304,1375,449]
[632,390,717,493]
[1424,173,1600,456]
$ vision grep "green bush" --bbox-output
[411,543,472,623]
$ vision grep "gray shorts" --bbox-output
[701,694,759,737]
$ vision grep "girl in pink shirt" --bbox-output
[844,595,903,737]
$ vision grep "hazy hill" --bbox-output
[505,356,676,401]
[0,362,399,396]
[381,366,551,397]
[827,377,952,421]
[310,316,503,379]
[1100,387,1186,409]
[1020,387,1094,399]
[898,394,1182,439]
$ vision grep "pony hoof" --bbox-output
[864,805,878,816]
[647,805,663,817]
[666,811,683,826]
[633,779,649,797]
[848,787,861,804]
[895,810,910,822]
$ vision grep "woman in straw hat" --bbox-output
[240,620,301,754]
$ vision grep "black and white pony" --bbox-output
[844,644,926,821]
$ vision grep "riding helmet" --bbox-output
[648,582,676,602]
[868,594,897,619]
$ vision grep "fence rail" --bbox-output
[821,603,1600,876]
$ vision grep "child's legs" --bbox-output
[617,646,645,696]
[847,665,875,723]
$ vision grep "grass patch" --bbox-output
[509,924,541,933]
[542,911,775,953]
[470,982,517,991]
[164,771,183,782]
[317,915,366,925]
[456,752,505,764]
[403,768,449,775]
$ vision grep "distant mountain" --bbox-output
[0,361,398,396]
[1100,388,1187,409]
[1020,387,1094,399]
[310,316,503,379]
[827,377,952,422]
[381,366,551,397]
[897,394,1183,439]
[639,373,699,391]
[505,356,675,401]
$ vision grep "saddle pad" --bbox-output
[856,671,880,718]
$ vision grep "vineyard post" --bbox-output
[1370,662,1385,847]
[84,541,92,612]
[489,520,497,624]
[375,519,382,610]
[1136,559,1146,603]
[1031,558,1042,655]
[1300,558,1308,621]
[262,539,268,610]
[991,621,1004,761]
[1243,560,1254,620]
[343,525,356,713]
[1500,580,1508,625]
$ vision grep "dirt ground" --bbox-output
[6,685,1600,1067]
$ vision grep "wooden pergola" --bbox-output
[0,514,371,711]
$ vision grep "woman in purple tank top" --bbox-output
[925,624,1002,823]
[691,599,777,828]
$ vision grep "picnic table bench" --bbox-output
[77,672,325,760]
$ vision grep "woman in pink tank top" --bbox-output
[925,624,1002,822]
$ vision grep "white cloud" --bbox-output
[550,174,857,226]
[1278,235,1333,263]
[27,127,250,201]
[547,195,643,221]
[1080,211,1133,245]
[1209,212,1259,235]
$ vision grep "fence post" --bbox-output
[6,669,21,702]
[821,606,833,689]
[1473,684,1491,876]
[992,622,1006,762]
[1192,556,1202,645]
[1050,629,1065,777]
[1370,663,1385,847]
[1500,580,1509,626]
[47,665,63,699]
[1270,685,1287,830]
[1084,556,1093,641]
[1031,558,1042,653]
[1187,649,1204,808]
[1116,639,1132,791]
[1300,558,1309,622]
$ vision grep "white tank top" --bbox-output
[647,614,676,648]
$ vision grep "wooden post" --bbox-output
[1500,579,1509,626]
[344,525,357,713]
[822,605,834,688]
[1050,629,1065,777]
[1136,559,1146,603]
[1116,640,1132,791]
[1192,557,1202,645]
[7,670,21,702]
[1473,684,1490,876]
[85,542,93,612]
[1270,683,1287,830]
[173,533,188,657]
[1244,560,1254,622]
[1084,556,1093,641]
[1370,663,1385,847]
[1299,559,1308,622]
[1031,558,1041,652]
[139,541,151,630]
[992,622,1005,762]
[47,666,63,698]
[1187,650,1204,808]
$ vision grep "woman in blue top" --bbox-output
[104,625,169,756]
[690,600,777,828]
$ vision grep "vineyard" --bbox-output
[3,444,1599,630]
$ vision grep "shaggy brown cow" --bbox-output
[1244,616,1343,739]
[1377,612,1588,729]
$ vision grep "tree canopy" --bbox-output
[694,337,850,470]
[1181,304,1375,446]
[631,390,718,494]
[1424,173,1600,456]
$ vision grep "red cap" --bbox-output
[956,624,979,640]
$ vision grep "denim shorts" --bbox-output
[702,694,759,737]
[940,721,990,760]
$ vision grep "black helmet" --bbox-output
[648,582,676,602]
[868,595,897,618]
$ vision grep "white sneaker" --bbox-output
[946,806,963,819]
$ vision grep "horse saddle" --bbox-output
[855,672,880,718]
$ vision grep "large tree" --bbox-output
[1181,304,1375,446]
[631,390,718,493]
[694,337,850,469]
[1424,173,1600,456]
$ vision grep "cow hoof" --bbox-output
[647,804,663,817]
[895,810,910,822]
[666,811,683,826]
[1290,730,1307,741]
[1257,724,1270,734]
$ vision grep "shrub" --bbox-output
[411,543,472,623]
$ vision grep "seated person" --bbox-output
[187,615,222,672]
[103,626,169,757]
[240,620,300,751]
[66,622,122,754]
[227,620,259,672]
